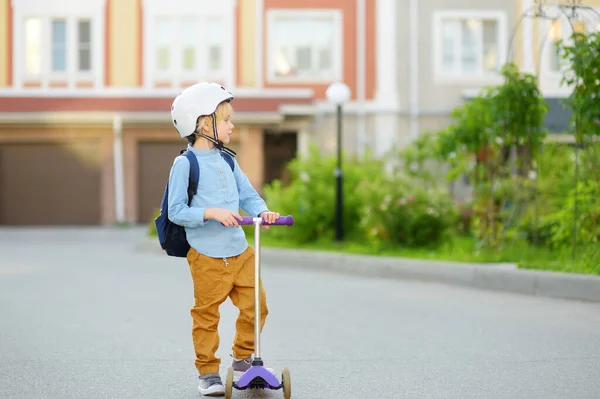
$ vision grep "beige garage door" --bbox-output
[138,142,188,224]
[137,141,243,224]
[0,142,102,225]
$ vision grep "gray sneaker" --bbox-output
[198,373,225,397]
[231,357,275,378]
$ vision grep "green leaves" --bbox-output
[261,144,458,248]
[433,62,548,249]
[560,32,600,142]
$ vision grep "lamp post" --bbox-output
[326,81,351,242]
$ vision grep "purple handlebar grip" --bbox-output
[240,215,294,226]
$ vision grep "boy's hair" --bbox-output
[187,101,232,144]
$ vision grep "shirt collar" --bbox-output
[186,143,220,158]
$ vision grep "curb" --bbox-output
[137,238,600,303]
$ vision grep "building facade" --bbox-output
[1,0,598,225]
[0,0,382,225]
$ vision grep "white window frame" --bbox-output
[142,0,236,89]
[540,7,600,93]
[432,10,508,82]
[266,9,343,84]
[12,0,105,90]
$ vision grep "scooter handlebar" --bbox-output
[239,215,294,226]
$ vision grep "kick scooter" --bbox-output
[225,215,294,399]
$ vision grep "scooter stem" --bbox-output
[253,218,262,359]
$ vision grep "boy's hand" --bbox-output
[206,208,243,227]
[259,211,280,229]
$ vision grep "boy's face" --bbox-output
[216,106,235,145]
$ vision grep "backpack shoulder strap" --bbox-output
[220,152,235,172]
[184,151,199,205]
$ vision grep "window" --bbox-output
[23,17,95,78]
[142,0,236,88]
[13,0,104,89]
[78,20,92,72]
[267,10,342,82]
[434,11,507,79]
[51,20,67,72]
[25,18,41,74]
[150,15,227,84]
[545,16,599,75]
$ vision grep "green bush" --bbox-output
[358,178,458,247]
[514,143,574,245]
[262,145,386,243]
[262,144,458,248]
[546,180,600,249]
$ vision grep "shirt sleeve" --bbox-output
[167,156,207,227]
[233,158,269,217]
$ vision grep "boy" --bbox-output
[168,82,280,396]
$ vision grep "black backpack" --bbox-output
[154,149,235,257]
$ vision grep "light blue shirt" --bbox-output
[167,144,268,258]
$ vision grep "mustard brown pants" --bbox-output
[187,246,268,375]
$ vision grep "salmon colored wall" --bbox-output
[263,0,357,99]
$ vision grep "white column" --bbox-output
[228,5,236,88]
[522,0,535,74]
[68,16,77,90]
[374,0,399,158]
[355,0,366,157]
[375,0,399,106]
[95,1,105,89]
[113,115,126,223]
[297,129,310,159]
[409,0,419,141]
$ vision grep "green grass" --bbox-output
[245,228,600,276]
[148,223,599,276]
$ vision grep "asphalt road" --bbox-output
[1,227,600,399]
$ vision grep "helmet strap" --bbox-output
[197,112,237,157]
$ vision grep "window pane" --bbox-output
[482,20,498,72]
[549,20,562,72]
[79,20,91,43]
[205,18,222,73]
[460,20,479,73]
[296,46,311,71]
[52,20,67,72]
[25,18,42,74]
[441,21,459,73]
[209,46,221,71]
[78,20,92,72]
[318,47,331,71]
[155,18,171,71]
[157,48,169,70]
[183,48,195,70]
[272,16,335,78]
[79,49,91,71]
[182,19,196,70]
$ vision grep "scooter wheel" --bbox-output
[282,368,291,399]
[225,367,234,399]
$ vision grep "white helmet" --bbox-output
[171,82,234,138]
